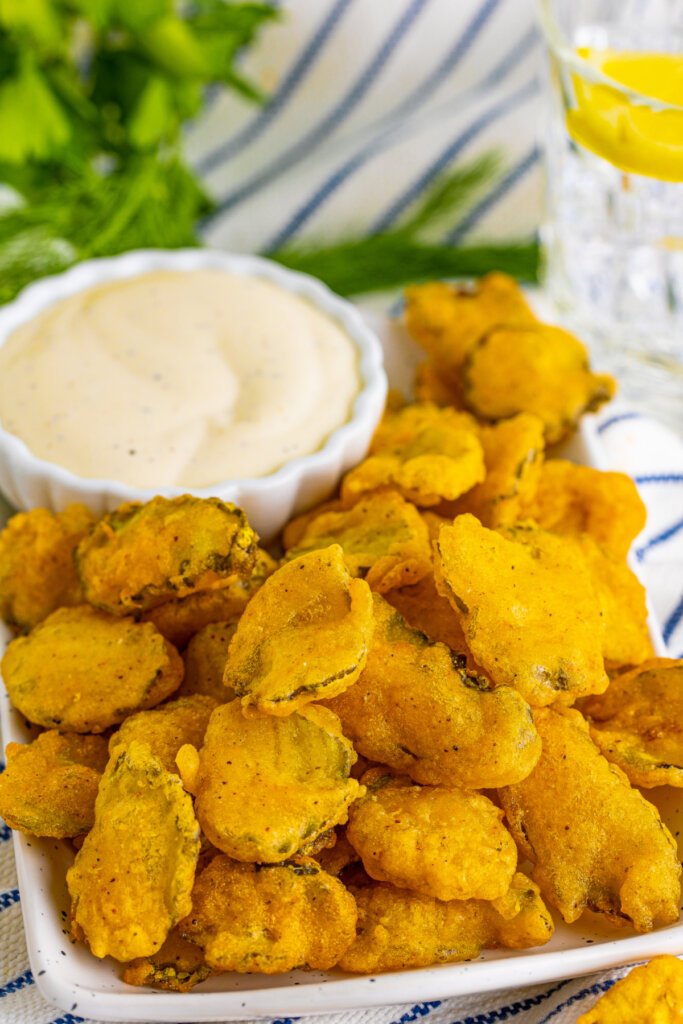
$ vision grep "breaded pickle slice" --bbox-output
[576,955,683,1024]
[347,770,517,901]
[67,740,200,961]
[324,594,541,789]
[499,708,681,932]
[179,623,237,702]
[462,325,615,445]
[341,403,485,507]
[124,927,212,992]
[339,871,553,974]
[284,490,433,593]
[225,545,374,716]
[384,572,466,652]
[177,700,362,863]
[579,659,683,788]
[434,516,608,707]
[108,696,217,774]
[0,731,108,838]
[76,495,258,615]
[2,605,183,732]
[180,855,357,974]
[0,503,95,633]
[142,548,276,648]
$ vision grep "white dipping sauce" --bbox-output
[0,270,360,488]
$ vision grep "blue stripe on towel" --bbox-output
[597,411,643,434]
[444,145,540,244]
[635,516,683,561]
[448,979,571,1023]
[0,823,11,842]
[0,970,33,998]
[390,1002,442,1024]
[634,473,683,484]
[196,0,354,174]
[663,592,683,644]
[48,1015,85,1024]
[0,889,19,911]
[536,979,617,1024]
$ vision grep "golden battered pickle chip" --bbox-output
[339,871,553,974]
[342,404,485,507]
[67,740,200,961]
[225,545,374,715]
[462,325,615,444]
[434,516,608,707]
[324,594,541,789]
[142,549,276,649]
[108,696,217,774]
[522,460,646,559]
[576,955,683,1024]
[405,273,538,379]
[316,832,360,878]
[179,623,236,702]
[76,495,258,615]
[579,659,683,788]
[384,572,466,651]
[452,414,545,528]
[499,707,681,932]
[178,700,362,863]
[2,605,183,732]
[124,926,213,993]
[181,855,357,974]
[0,503,95,633]
[0,731,108,838]
[282,499,346,551]
[347,770,517,901]
[284,491,433,593]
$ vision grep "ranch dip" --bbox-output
[0,269,360,488]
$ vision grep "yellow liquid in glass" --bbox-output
[567,50,683,181]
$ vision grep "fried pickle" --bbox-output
[177,700,362,863]
[579,659,683,788]
[124,927,213,992]
[324,594,541,789]
[67,740,200,961]
[499,707,681,932]
[384,572,466,651]
[0,503,95,633]
[576,955,683,1023]
[108,696,217,774]
[76,495,258,615]
[341,404,485,507]
[347,770,517,901]
[2,605,183,731]
[179,623,236,702]
[284,490,432,593]
[225,545,374,715]
[339,871,554,974]
[180,855,357,973]
[0,731,108,838]
[413,360,464,407]
[434,516,608,706]
[462,325,615,444]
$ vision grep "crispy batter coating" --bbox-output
[108,696,217,774]
[576,955,683,1023]
[324,594,541,789]
[141,549,276,649]
[450,414,545,528]
[124,927,213,992]
[384,572,466,651]
[462,325,615,444]
[521,460,646,559]
[405,273,538,379]
[434,516,608,707]
[67,740,200,961]
[179,623,236,702]
[579,659,683,788]
[316,832,361,877]
[413,360,464,407]
[177,700,362,863]
[2,605,183,732]
[282,500,346,550]
[499,707,681,932]
[76,495,258,615]
[341,404,485,507]
[0,503,95,633]
[284,490,433,593]
[339,871,554,974]
[180,855,357,973]
[0,731,108,838]
[347,770,517,901]
[225,545,374,716]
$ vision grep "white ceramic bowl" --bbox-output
[0,249,387,539]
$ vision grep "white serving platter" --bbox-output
[1,315,681,1022]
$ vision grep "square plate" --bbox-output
[2,316,682,1021]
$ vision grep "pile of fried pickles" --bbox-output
[0,273,681,991]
